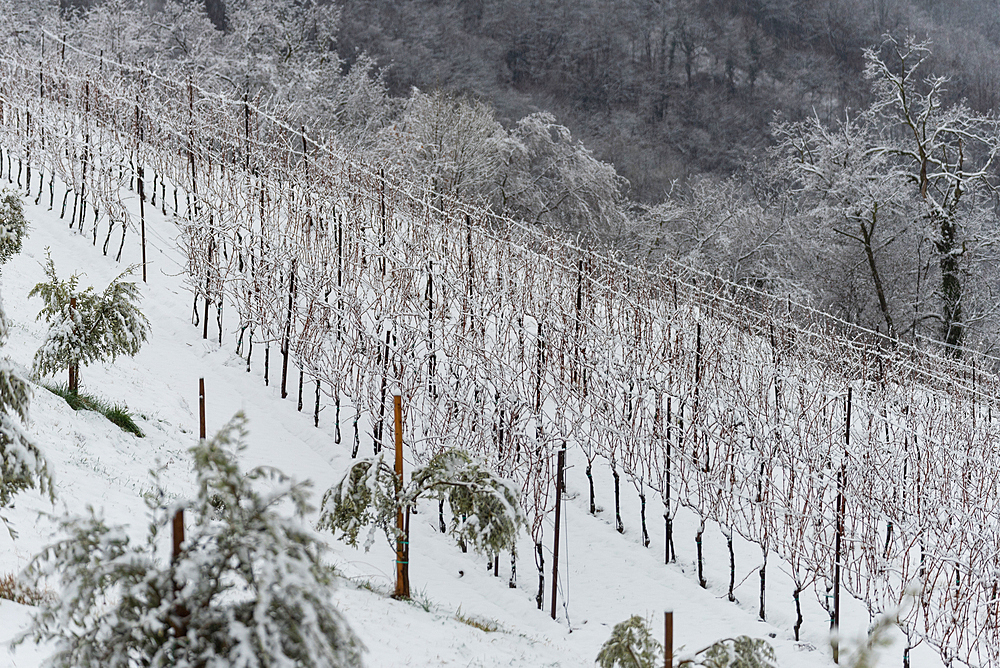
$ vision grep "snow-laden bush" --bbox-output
[18,412,364,668]
[0,190,27,268]
[30,251,149,393]
[0,199,51,513]
[0,340,50,509]
[319,448,525,556]
[596,615,662,668]
[683,636,779,668]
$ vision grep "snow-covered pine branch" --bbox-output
[0,193,51,512]
[410,449,526,556]
[318,448,525,557]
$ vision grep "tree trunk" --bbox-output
[352,413,359,458]
[375,330,390,455]
[335,391,341,443]
[727,530,735,602]
[859,212,895,338]
[664,511,673,564]
[793,585,803,640]
[586,462,596,514]
[696,519,707,589]
[639,492,649,547]
[202,293,209,340]
[758,557,766,621]
[613,466,624,533]
[297,369,304,411]
[314,379,320,427]
[535,542,544,610]
[939,225,964,353]
[216,303,223,346]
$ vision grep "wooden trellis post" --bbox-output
[664,610,673,668]
[281,259,296,399]
[551,446,565,620]
[136,95,146,283]
[833,386,850,664]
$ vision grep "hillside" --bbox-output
[0,21,998,668]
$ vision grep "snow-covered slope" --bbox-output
[0,190,940,668]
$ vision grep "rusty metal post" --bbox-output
[138,164,146,283]
[177,379,205,564]
[199,378,206,440]
[170,505,186,634]
[393,393,410,598]
[172,509,184,561]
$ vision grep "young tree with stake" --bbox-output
[318,447,525,590]
[18,412,364,668]
[596,615,778,668]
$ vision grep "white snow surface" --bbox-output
[0,195,944,667]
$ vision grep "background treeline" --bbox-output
[52,0,1000,199]
[333,0,1000,200]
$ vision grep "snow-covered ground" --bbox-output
[0,191,944,667]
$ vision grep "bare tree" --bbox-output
[866,35,1000,352]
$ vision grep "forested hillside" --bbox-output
[334,0,1000,199]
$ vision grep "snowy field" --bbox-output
[0,190,944,667]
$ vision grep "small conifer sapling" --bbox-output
[30,251,149,393]
[596,616,662,668]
